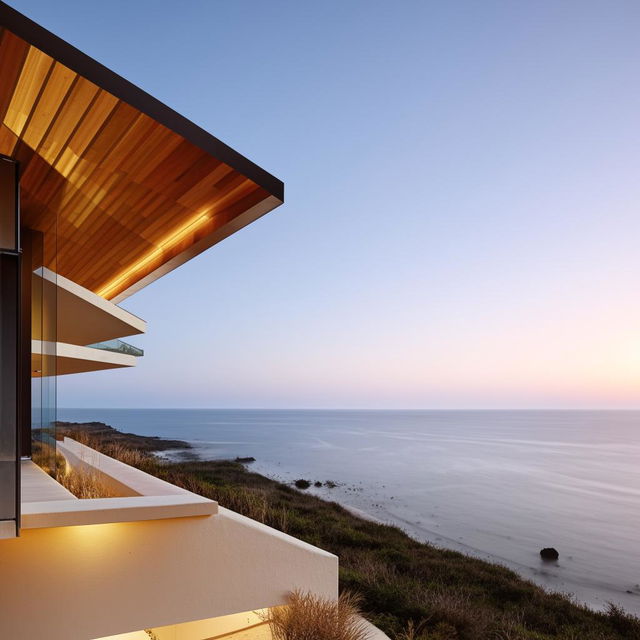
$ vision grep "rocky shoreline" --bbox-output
[53,421,640,639]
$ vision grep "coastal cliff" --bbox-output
[56,422,640,640]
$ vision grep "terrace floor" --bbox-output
[96,622,272,640]
[19,440,217,530]
[216,624,271,639]
[21,459,76,503]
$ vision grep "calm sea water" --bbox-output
[58,408,640,613]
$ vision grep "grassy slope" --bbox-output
[56,421,190,452]
[57,423,640,640]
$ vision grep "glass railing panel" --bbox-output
[29,231,57,476]
[0,157,20,535]
[86,339,144,357]
[0,253,19,532]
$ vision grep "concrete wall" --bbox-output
[145,610,268,640]
[58,438,140,497]
[58,437,199,500]
[0,507,337,640]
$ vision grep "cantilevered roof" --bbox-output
[0,2,283,302]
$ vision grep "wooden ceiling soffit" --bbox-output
[0,3,284,302]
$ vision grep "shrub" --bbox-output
[605,603,640,639]
[262,590,370,640]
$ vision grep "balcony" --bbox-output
[32,340,143,376]
[35,268,146,345]
[2,439,338,640]
[21,438,216,527]
[31,269,146,376]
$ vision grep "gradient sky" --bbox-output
[11,0,640,409]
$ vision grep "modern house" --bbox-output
[0,4,345,639]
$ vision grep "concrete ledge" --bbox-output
[22,459,77,502]
[36,267,146,345]
[22,493,216,529]
[21,438,217,529]
[33,340,138,376]
[58,437,194,497]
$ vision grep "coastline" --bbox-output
[248,457,639,616]
[57,419,640,615]
[54,420,640,639]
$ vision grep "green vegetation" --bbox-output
[56,421,189,453]
[56,423,640,640]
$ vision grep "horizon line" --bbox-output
[57,406,640,412]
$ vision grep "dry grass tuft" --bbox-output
[57,467,117,499]
[56,456,117,499]
[262,590,371,640]
[395,619,429,640]
[99,441,150,468]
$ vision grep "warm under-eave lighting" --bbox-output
[96,210,212,299]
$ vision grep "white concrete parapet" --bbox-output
[58,437,196,497]
[21,438,217,529]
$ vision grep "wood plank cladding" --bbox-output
[0,12,283,301]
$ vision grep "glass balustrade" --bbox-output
[86,339,144,357]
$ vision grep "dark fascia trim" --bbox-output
[0,1,284,202]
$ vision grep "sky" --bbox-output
[10,0,640,409]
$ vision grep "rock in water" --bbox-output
[540,547,559,561]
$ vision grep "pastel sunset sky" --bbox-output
[13,0,640,408]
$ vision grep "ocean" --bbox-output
[57,408,640,614]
